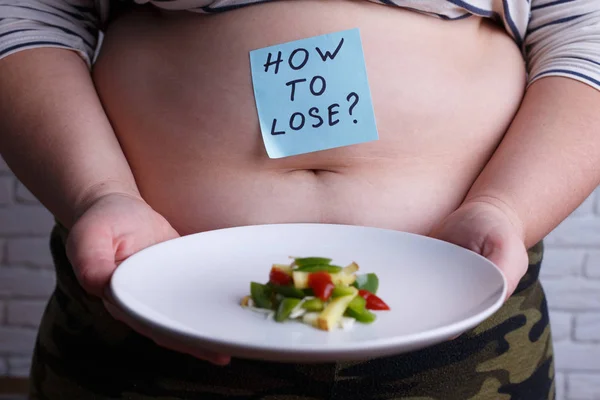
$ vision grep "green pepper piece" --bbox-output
[250,282,272,309]
[303,288,315,297]
[345,306,377,323]
[352,273,379,294]
[347,295,366,310]
[272,293,284,310]
[275,298,302,322]
[344,296,376,323]
[293,257,332,267]
[268,283,306,299]
[295,264,343,273]
[302,298,325,311]
[332,286,357,298]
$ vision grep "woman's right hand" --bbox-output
[65,191,231,366]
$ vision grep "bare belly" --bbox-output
[92,0,526,236]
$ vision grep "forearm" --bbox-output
[0,48,140,228]
[464,77,600,248]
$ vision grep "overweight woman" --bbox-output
[1,0,599,399]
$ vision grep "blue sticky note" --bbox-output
[249,28,378,159]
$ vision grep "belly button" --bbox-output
[310,168,339,176]
[285,168,337,176]
[285,168,322,175]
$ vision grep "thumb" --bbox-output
[480,230,529,300]
[66,222,117,298]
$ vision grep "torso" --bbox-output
[92,0,526,236]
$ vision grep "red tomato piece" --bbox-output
[269,269,292,286]
[308,272,335,301]
[358,289,390,310]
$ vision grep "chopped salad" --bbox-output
[241,257,390,331]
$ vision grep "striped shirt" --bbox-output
[0,0,599,91]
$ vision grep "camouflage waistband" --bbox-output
[28,224,555,400]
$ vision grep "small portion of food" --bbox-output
[241,257,390,331]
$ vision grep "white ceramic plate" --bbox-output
[109,223,506,362]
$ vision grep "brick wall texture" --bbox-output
[0,155,599,399]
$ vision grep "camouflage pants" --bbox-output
[29,224,556,399]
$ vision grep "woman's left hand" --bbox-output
[429,199,529,300]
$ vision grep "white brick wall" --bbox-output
[0,158,56,378]
[0,155,599,399]
[544,188,600,400]
[569,373,600,400]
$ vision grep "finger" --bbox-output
[481,233,528,300]
[102,298,231,366]
[113,223,180,265]
[66,222,117,297]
